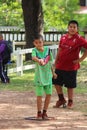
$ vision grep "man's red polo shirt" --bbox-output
[56,33,87,71]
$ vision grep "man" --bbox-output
[53,20,87,108]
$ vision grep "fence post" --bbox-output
[13,40,16,52]
[52,44,58,59]
[16,48,23,76]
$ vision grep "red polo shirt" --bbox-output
[56,33,87,71]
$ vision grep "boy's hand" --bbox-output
[39,59,45,66]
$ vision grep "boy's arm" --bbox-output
[32,49,42,65]
[73,49,87,63]
[32,56,45,65]
[32,56,40,63]
[51,65,57,79]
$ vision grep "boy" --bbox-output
[32,35,57,119]
[53,20,87,108]
[0,33,10,83]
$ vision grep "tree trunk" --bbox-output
[22,0,43,60]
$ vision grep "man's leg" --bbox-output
[67,88,74,108]
[55,84,63,94]
[53,85,66,108]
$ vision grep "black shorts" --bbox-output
[52,69,77,88]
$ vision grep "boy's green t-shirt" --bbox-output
[32,46,53,86]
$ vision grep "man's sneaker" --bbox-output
[37,112,42,120]
[42,112,48,120]
[67,100,73,109]
[53,99,66,108]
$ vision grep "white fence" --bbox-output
[8,44,58,75]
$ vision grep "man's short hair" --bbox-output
[68,20,79,27]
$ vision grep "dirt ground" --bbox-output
[0,90,87,130]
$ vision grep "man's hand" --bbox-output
[73,58,83,64]
[53,73,57,79]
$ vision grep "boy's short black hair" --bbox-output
[34,34,43,42]
[36,34,43,40]
[68,20,79,27]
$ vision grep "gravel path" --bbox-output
[0,91,87,130]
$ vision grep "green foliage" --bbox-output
[42,0,80,31]
[0,69,34,91]
[0,0,87,32]
[0,1,24,27]
[78,14,87,30]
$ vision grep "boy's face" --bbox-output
[68,23,78,36]
[33,39,43,50]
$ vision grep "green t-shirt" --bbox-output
[32,46,53,86]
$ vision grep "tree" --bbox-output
[22,0,43,60]
[0,0,87,32]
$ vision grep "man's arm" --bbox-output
[55,47,61,66]
[51,66,57,79]
[73,49,87,63]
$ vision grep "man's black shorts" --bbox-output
[52,69,77,88]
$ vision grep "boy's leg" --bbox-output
[37,96,42,112]
[67,88,74,108]
[53,85,66,108]
[42,94,51,119]
[0,62,7,83]
[43,94,51,111]
[36,86,43,119]
[3,64,10,83]
[42,85,52,119]
[37,96,43,118]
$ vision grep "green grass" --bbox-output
[0,60,87,94]
[76,60,87,93]
[0,69,35,91]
